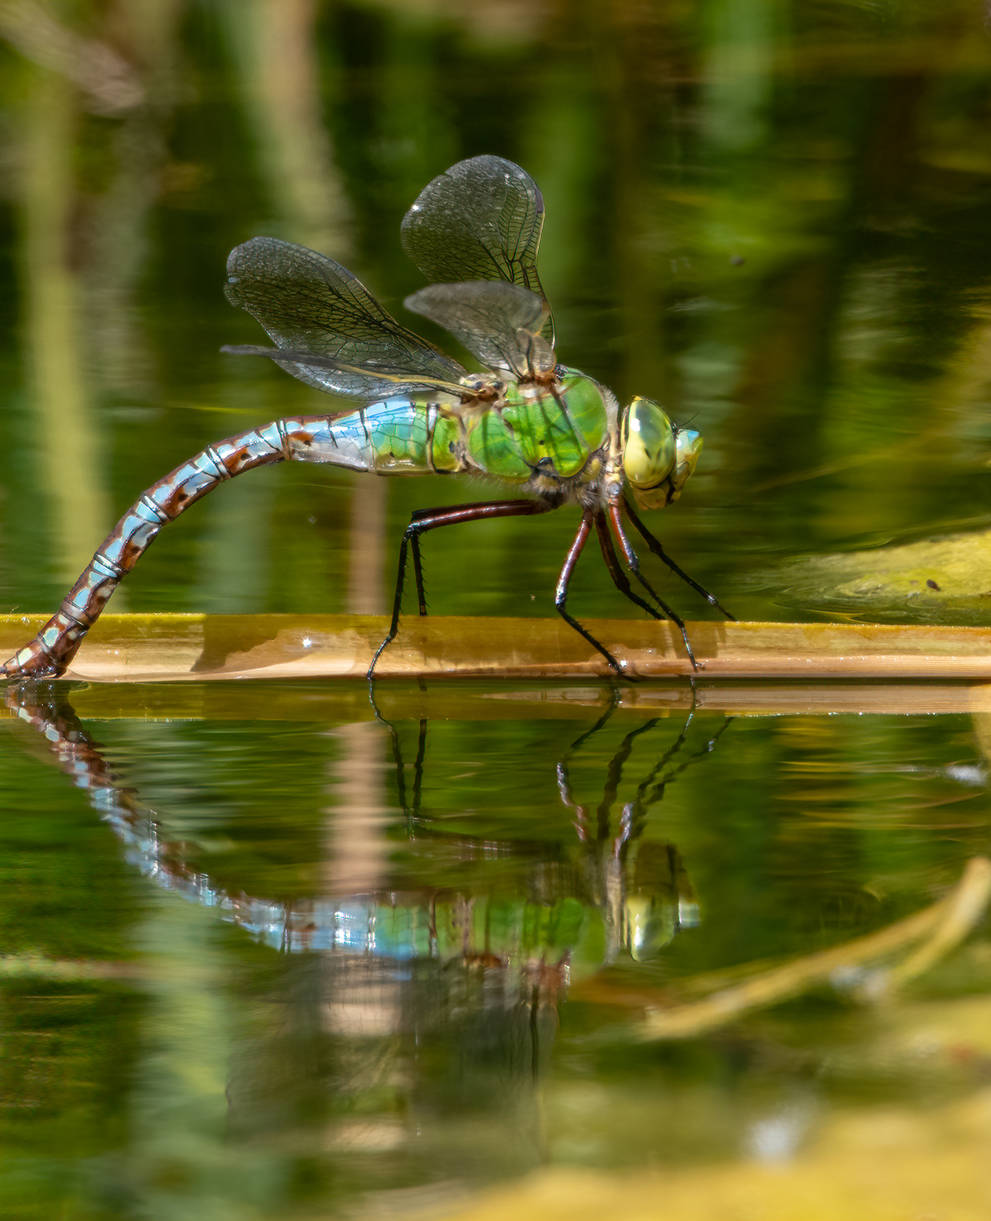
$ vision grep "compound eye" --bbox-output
[672,426,702,494]
[622,397,676,490]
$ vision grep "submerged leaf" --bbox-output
[772,528,991,617]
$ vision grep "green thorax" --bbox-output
[452,368,610,483]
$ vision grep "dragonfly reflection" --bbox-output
[4,687,730,1007]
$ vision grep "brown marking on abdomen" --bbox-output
[162,486,190,516]
[223,447,250,475]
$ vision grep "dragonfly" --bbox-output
[1,155,732,682]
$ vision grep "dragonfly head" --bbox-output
[623,842,699,961]
[624,893,677,960]
[621,397,702,510]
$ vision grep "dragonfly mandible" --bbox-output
[1,155,732,681]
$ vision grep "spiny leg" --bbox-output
[627,707,697,829]
[562,685,622,756]
[594,512,664,623]
[556,690,622,841]
[597,715,663,843]
[410,533,428,615]
[368,498,554,679]
[623,499,735,620]
[555,511,625,676]
[378,710,428,835]
[607,504,699,670]
[639,714,735,809]
[620,700,730,850]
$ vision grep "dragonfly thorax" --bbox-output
[452,366,614,491]
[457,372,505,400]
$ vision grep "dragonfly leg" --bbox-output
[623,499,735,620]
[410,534,428,615]
[594,513,664,622]
[367,498,554,679]
[555,511,625,676]
[369,690,429,835]
[607,504,699,670]
[638,714,735,811]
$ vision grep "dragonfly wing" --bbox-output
[405,281,552,376]
[221,345,467,400]
[225,237,467,399]
[401,155,555,345]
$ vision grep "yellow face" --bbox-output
[621,397,701,510]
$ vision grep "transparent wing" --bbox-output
[225,237,467,400]
[401,155,555,346]
[405,281,553,377]
[220,345,468,400]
